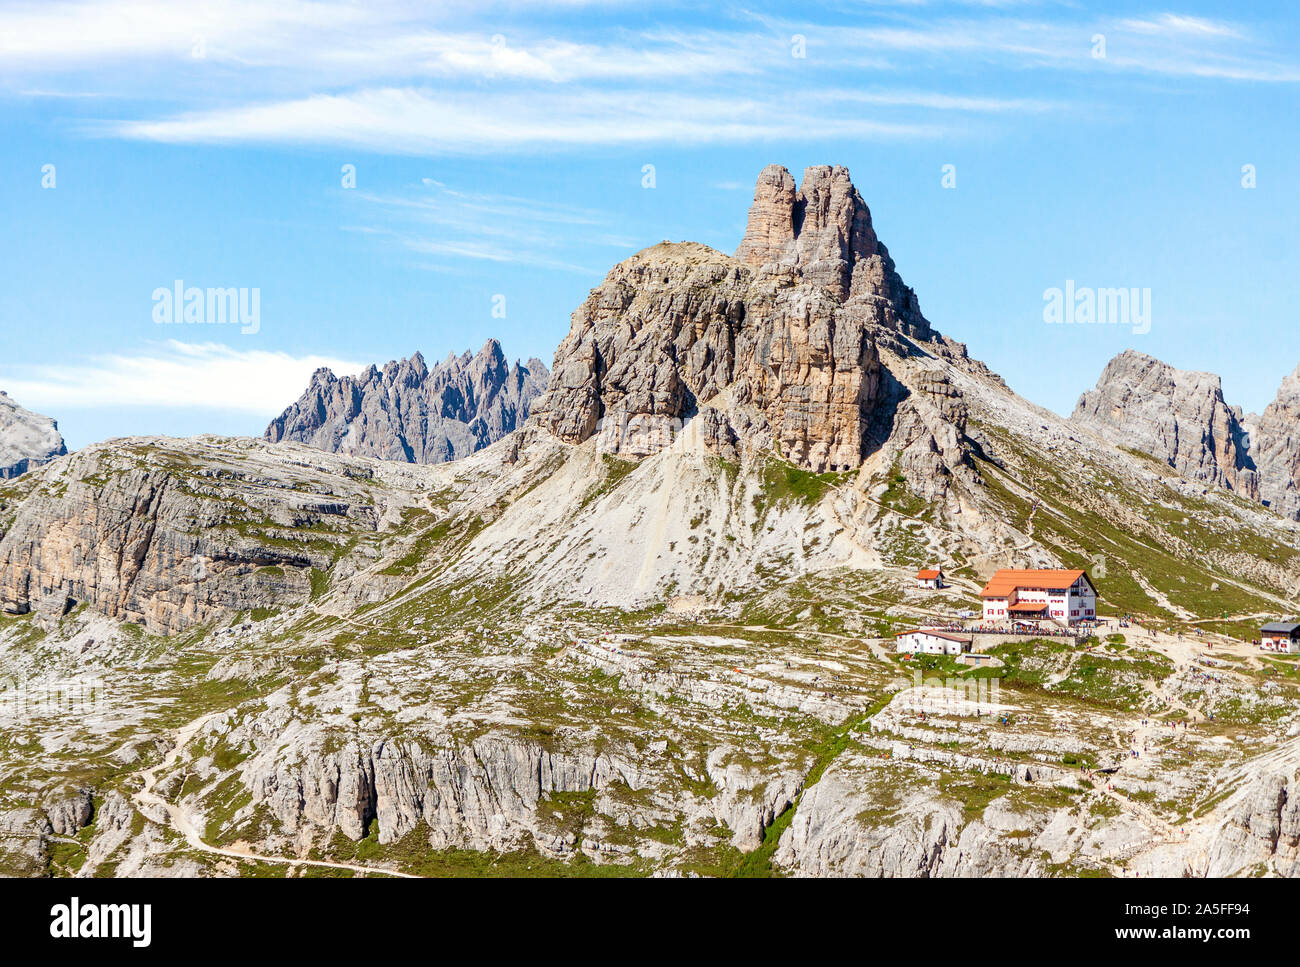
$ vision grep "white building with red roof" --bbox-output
[979,569,1097,626]
[915,567,944,589]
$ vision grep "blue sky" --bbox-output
[1,0,1297,450]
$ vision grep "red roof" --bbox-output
[916,569,941,580]
[980,569,1088,598]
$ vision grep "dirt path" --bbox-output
[1088,626,1291,873]
[132,712,418,878]
[699,622,895,661]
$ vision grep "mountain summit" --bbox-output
[530,164,954,477]
[1073,350,1300,522]
[1252,361,1300,520]
[1071,350,1258,497]
[735,163,927,328]
[265,339,548,464]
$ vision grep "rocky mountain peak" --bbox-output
[734,164,919,321]
[734,163,799,268]
[265,340,548,465]
[529,164,955,477]
[0,391,67,479]
[1071,350,1258,497]
[1252,361,1300,520]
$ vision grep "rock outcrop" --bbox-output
[265,340,547,465]
[0,436,416,634]
[1252,363,1300,520]
[1204,771,1300,877]
[1072,350,1258,496]
[0,391,67,479]
[530,164,933,473]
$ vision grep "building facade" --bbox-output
[1260,622,1300,654]
[894,630,972,655]
[979,569,1097,626]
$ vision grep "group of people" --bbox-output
[965,623,1082,640]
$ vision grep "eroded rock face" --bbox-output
[1252,363,1300,520]
[1205,772,1300,877]
[0,437,395,633]
[266,340,548,465]
[1072,350,1258,497]
[0,391,67,479]
[531,164,935,473]
[44,788,94,836]
[734,164,799,269]
[530,243,882,472]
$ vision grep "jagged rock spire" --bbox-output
[735,164,880,302]
[734,165,926,331]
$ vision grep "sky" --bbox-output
[1,0,1297,450]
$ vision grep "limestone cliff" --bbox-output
[0,436,421,633]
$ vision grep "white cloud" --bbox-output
[783,13,1299,83]
[4,0,1296,160]
[1118,14,1242,39]
[0,1,766,84]
[814,88,1061,112]
[340,179,623,273]
[105,87,944,153]
[0,341,367,416]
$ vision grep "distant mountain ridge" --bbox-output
[0,391,67,479]
[1073,350,1300,520]
[265,339,548,464]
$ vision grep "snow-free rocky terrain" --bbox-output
[0,391,66,480]
[2,165,1299,878]
[266,339,548,465]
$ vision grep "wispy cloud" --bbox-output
[343,179,620,273]
[812,88,1062,112]
[0,341,366,415]
[1118,14,1242,39]
[4,1,1297,157]
[0,1,770,83]
[104,87,945,153]
[819,14,1299,82]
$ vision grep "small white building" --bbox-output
[915,568,944,590]
[980,569,1097,626]
[1260,622,1300,654]
[894,629,972,656]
